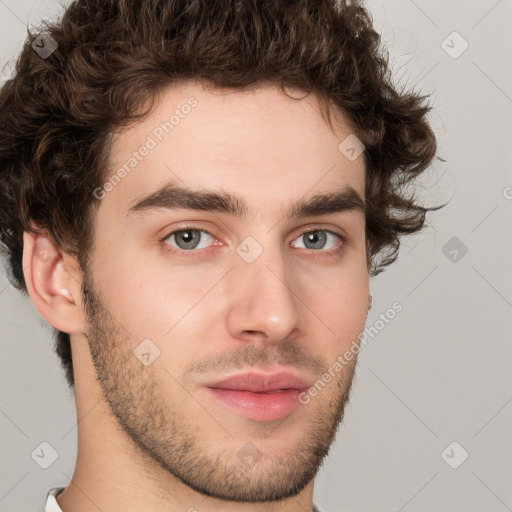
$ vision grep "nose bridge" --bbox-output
[226,234,301,343]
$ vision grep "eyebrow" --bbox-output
[125,181,365,220]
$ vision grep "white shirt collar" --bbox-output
[45,487,65,512]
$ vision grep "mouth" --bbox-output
[203,371,312,422]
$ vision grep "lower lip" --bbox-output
[205,387,304,422]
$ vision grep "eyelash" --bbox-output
[159,223,347,260]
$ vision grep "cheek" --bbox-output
[89,255,181,345]
[298,263,368,348]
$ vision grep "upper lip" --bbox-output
[205,371,312,392]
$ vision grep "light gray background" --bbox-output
[1,0,511,511]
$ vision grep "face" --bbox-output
[81,80,369,502]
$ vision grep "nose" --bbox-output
[226,245,301,347]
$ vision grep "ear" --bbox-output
[22,230,86,334]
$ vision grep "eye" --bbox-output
[163,228,215,251]
[291,229,342,251]
[160,225,345,259]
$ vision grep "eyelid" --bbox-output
[292,222,346,240]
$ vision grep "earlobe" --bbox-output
[22,230,86,335]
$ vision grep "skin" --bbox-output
[23,80,369,512]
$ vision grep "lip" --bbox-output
[204,371,312,422]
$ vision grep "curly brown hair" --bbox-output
[0,0,446,389]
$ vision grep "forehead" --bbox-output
[102,80,365,220]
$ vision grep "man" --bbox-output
[0,0,443,510]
